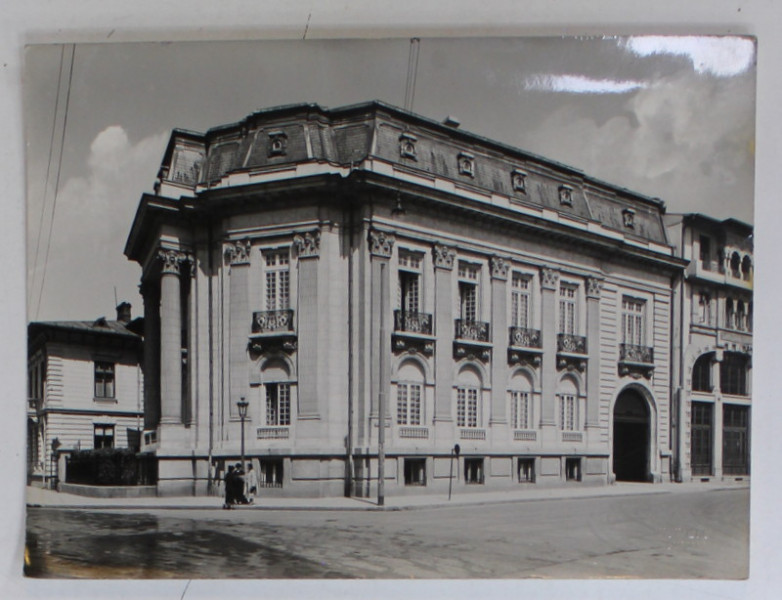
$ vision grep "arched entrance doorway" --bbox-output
[613,389,650,482]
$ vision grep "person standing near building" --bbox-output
[245,462,258,504]
[223,465,235,509]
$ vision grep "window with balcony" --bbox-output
[94,424,115,449]
[264,249,290,310]
[511,272,531,328]
[622,297,646,346]
[395,250,431,337]
[94,361,115,399]
[458,261,479,322]
[559,283,577,335]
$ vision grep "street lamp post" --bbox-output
[237,397,249,471]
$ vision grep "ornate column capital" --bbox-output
[368,229,395,258]
[158,249,190,276]
[585,276,604,299]
[293,228,321,259]
[540,266,559,290]
[223,239,251,266]
[432,243,456,270]
[490,256,511,280]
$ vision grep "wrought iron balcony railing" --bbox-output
[619,343,654,364]
[455,319,491,343]
[394,310,433,335]
[509,327,542,349]
[252,309,295,334]
[557,333,587,354]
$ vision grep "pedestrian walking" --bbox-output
[223,465,235,509]
[233,462,249,504]
[245,462,258,504]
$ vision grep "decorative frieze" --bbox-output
[540,267,559,290]
[368,229,395,258]
[490,256,511,280]
[585,277,604,299]
[293,229,321,259]
[432,243,456,270]
[223,239,252,266]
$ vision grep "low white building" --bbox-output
[27,303,144,486]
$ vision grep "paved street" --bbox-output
[25,487,748,579]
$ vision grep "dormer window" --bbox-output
[268,131,288,157]
[458,153,475,178]
[399,133,417,160]
[622,208,636,229]
[558,185,573,206]
[511,169,527,194]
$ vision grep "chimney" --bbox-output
[116,302,132,324]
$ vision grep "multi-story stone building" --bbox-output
[27,303,144,486]
[666,214,753,482]
[125,101,688,497]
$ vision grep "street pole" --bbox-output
[378,262,386,507]
[237,397,248,475]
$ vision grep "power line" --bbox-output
[35,43,75,320]
[404,38,420,112]
[29,45,65,317]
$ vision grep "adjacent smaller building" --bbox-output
[666,214,753,482]
[27,303,144,486]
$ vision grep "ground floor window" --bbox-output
[517,458,535,483]
[404,458,426,486]
[565,457,581,481]
[93,424,114,449]
[464,458,484,484]
[259,458,283,488]
[723,404,750,475]
[691,401,713,476]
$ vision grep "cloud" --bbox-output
[520,71,755,221]
[623,36,756,77]
[524,74,647,94]
[28,126,168,320]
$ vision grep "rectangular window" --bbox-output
[509,390,530,430]
[94,362,115,399]
[464,458,484,484]
[457,387,479,427]
[396,383,422,426]
[720,354,748,396]
[699,235,711,268]
[264,249,290,310]
[559,284,577,334]
[511,273,531,328]
[259,458,283,488]
[691,401,713,476]
[558,394,577,431]
[398,250,423,313]
[622,297,646,346]
[518,458,535,483]
[404,458,426,486]
[93,424,115,449]
[697,292,712,325]
[265,383,291,426]
[722,405,750,475]
[458,262,480,321]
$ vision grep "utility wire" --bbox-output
[35,43,75,320]
[29,45,65,317]
[404,38,420,112]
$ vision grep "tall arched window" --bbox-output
[725,298,735,329]
[741,255,752,281]
[396,360,425,426]
[261,359,293,426]
[692,353,713,392]
[557,377,580,431]
[508,371,534,430]
[455,365,482,428]
[736,300,746,331]
[730,252,741,278]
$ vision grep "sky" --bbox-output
[24,36,757,323]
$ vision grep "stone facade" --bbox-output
[125,101,689,497]
[666,214,753,482]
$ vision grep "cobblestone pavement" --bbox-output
[25,488,748,579]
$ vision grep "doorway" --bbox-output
[613,389,650,482]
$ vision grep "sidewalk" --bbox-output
[25,479,748,512]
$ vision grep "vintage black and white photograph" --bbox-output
[19,32,757,584]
